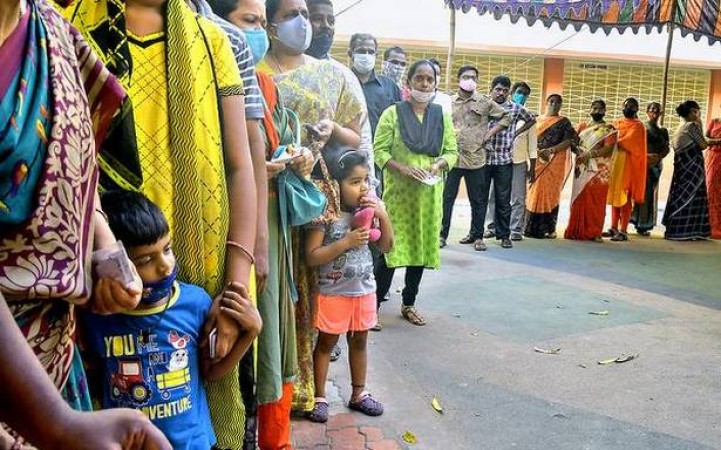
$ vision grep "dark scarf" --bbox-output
[396,101,444,157]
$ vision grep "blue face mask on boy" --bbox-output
[512,92,528,105]
[243,28,270,64]
[141,265,178,304]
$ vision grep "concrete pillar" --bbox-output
[706,70,721,124]
[541,58,565,110]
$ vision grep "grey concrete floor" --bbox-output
[326,202,721,450]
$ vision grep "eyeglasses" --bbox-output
[385,60,407,67]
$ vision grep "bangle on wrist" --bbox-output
[227,240,255,265]
[95,208,108,222]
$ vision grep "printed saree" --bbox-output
[1,2,124,446]
[565,122,617,240]
[525,115,576,238]
[0,0,124,389]
[257,58,363,412]
[705,118,721,239]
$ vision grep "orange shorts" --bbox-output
[314,292,377,334]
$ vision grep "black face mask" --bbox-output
[591,113,605,122]
[306,31,333,59]
[623,108,637,118]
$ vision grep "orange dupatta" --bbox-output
[608,118,647,206]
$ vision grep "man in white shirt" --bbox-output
[429,58,453,115]
[486,81,538,241]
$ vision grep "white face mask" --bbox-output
[275,15,312,54]
[352,53,376,75]
[410,89,435,104]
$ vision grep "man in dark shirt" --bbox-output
[347,33,402,137]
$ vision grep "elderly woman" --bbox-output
[663,100,721,240]
[373,60,458,327]
[525,94,577,239]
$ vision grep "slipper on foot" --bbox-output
[308,399,329,423]
[348,393,384,417]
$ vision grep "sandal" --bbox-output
[308,398,329,423]
[459,234,475,245]
[611,231,629,242]
[439,237,447,248]
[370,316,382,332]
[473,239,487,251]
[401,306,427,326]
[348,392,384,417]
[601,228,618,238]
[330,344,341,362]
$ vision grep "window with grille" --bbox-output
[562,61,710,130]
[331,43,545,114]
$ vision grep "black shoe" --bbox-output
[439,237,447,248]
[330,344,341,362]
[601,228,618,238]
[501,238,513,249]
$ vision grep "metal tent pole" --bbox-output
[661,0,678,124]
[446,6,456,92]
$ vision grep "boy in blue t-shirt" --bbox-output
[82,191,261,450]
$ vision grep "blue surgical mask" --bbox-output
[274,14,312,54]
[243,28,269,64]
[141,265,178,304]
[306,30,333,59]
[512,92,528,105]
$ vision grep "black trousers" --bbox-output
[375,256,425,307]
[441,167,487,240]
[478,163,514,240]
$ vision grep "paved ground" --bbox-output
[292,202,721,450]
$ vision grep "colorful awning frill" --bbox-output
[446,0,721,45]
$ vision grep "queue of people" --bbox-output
[2,0,721,448]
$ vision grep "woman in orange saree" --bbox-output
[565,100,617,241]
[524,94,577,239]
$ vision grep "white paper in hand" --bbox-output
[93,241,135,286]
[420,175,442,186]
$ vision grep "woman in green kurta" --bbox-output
[373,60,458,327]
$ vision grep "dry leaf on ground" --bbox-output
[534,347,561,355]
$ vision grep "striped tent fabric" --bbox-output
[446,0,721,45]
